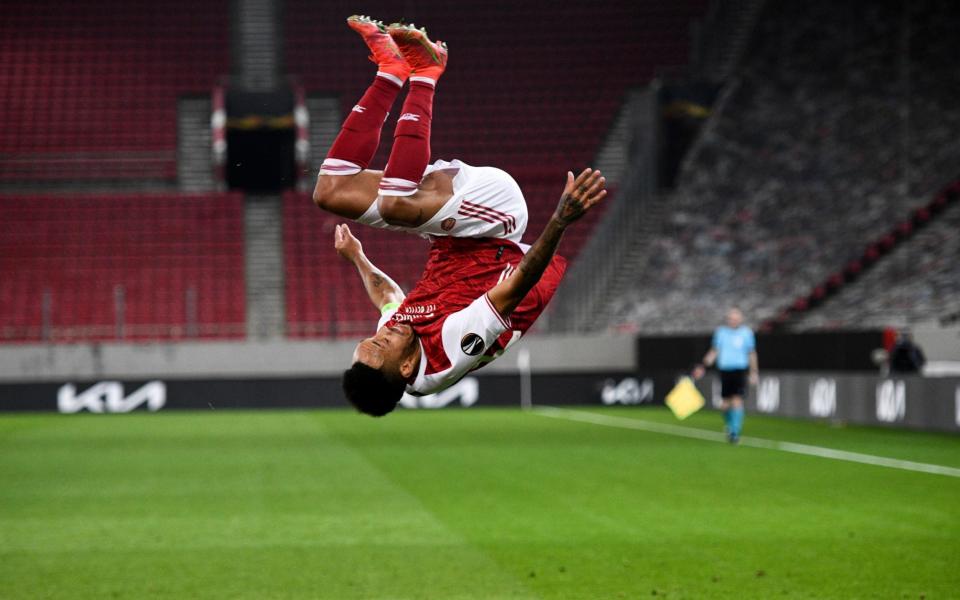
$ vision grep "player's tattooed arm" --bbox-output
[487,168,606,317]
[553,168,607,227]
[334,224,405,310]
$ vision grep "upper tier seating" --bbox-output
[284,0,705,336]
[793,187,960,329]
[0,0,229,181]
[0,193,245,342]
[606,0,960,333]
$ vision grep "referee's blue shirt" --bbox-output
[712,326,756,371]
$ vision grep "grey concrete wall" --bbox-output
[0,334,636,382]
[913,324,960,361]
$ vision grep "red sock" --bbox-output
[380,81,435,196]
[322,75,402,174]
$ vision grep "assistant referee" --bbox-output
[692,307,758,443]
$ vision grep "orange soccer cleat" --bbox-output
[347,15,411,82]
[386,23,448,83]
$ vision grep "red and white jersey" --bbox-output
[378,236,566,396]
[357,159,529,243]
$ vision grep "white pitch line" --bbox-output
[533,406,960,479]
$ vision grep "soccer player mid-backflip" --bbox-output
[313,16,606,416]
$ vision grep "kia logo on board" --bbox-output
[58,381,166,414]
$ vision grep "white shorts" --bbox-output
[356,159,529,243]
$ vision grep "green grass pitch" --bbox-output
[1,406,958,599]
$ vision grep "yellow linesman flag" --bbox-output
[665,376,705,420]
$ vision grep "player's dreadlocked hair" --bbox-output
[341,362,405,417]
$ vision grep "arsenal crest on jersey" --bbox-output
[460,333,485,356]
[441,217,456,231]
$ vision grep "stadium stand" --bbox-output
[284,0,706,336]
[792,184,960,329]
[604,0,960,333]
[0,193,245,342]
[0,0,229,182]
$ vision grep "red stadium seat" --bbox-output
[0,193,245,342]
[0,0,229,182]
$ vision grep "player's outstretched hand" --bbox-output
[553,168,607,228]
[334,223,363,262]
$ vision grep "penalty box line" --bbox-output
[532,406,960,479]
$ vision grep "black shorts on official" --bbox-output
[719,369,747,398]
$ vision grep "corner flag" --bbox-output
[665,376,705,420]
